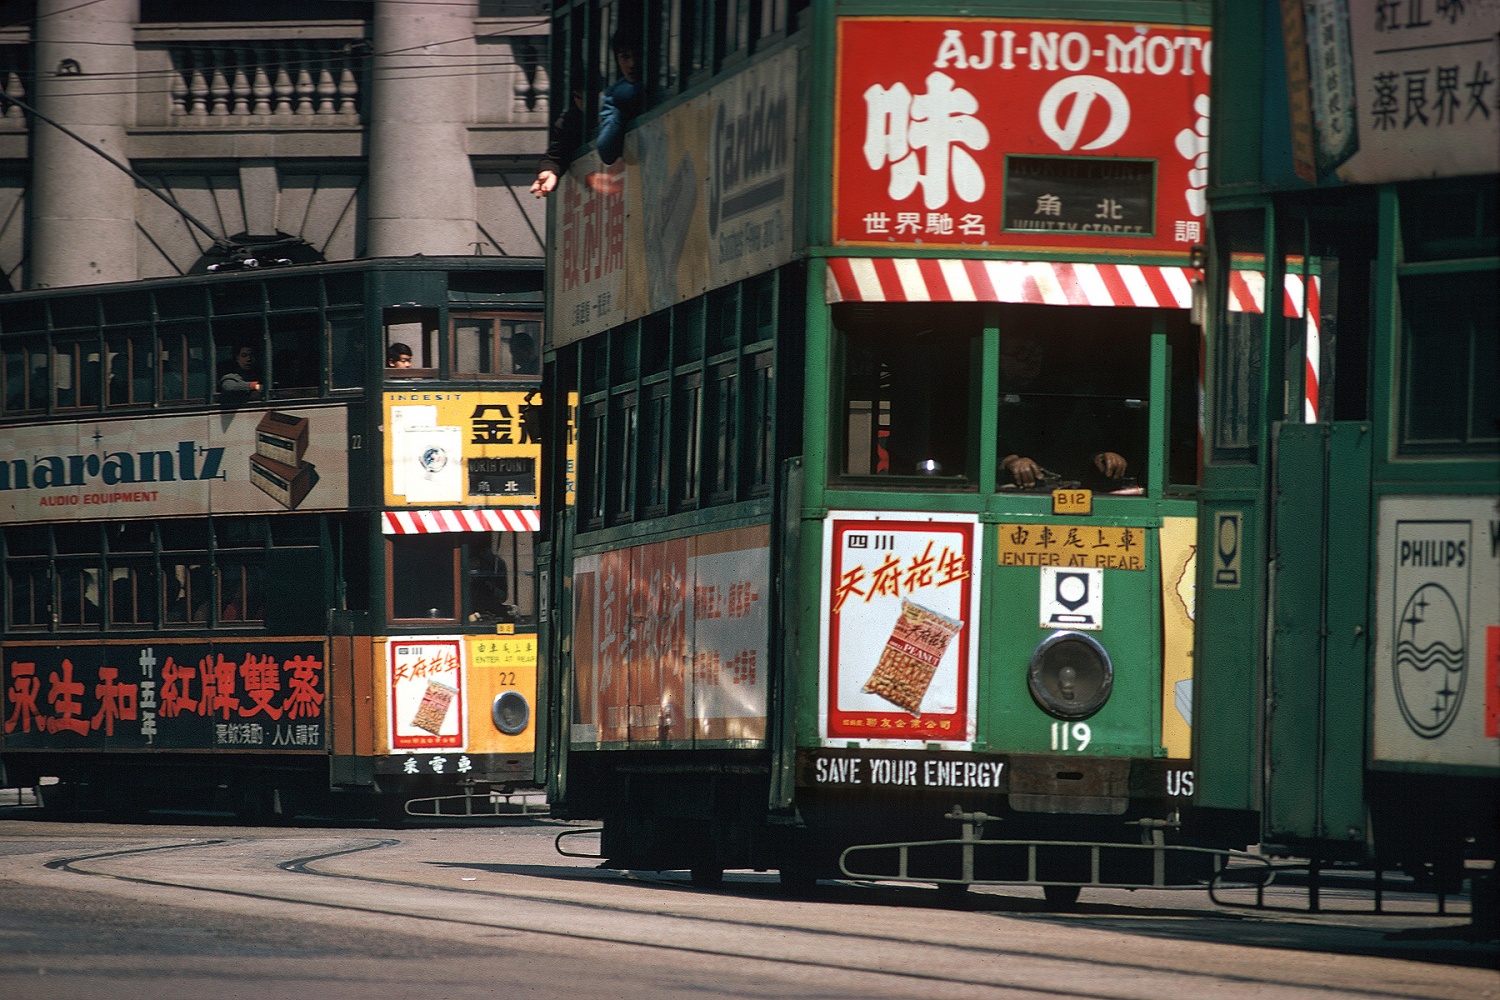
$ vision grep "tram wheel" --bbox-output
[1042,884,1082,908]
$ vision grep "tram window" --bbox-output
[53,339,103,410]
[641,312,669,377]
[328,312,365,389]
[465,530,536,628]
[579,399,608,528]
[674,297,705,364]
[744,351,774,496]
[1398,272,1499,455]
[164,562,210,625]
[672,372,703,510]
[269,313,319,394]
[217,563,265,623]
[57,563,102,626]
[388,535,459,622]
[640,383,670,513]
[107,521,155,553]
[158,324,209,403]
[109,565,157,626]
[835,303,979,483]
[106,329,154,406]
[995,306,1150,494]
[451,312,542,378]
[608,389,640,522]
[384,308,438,374]
[7,560,49,628]
[2,340,45,413]
[705,361,738,502]
[708,285,739,356]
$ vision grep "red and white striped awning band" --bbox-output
[382,509,540,534]
[825,258,1323,421]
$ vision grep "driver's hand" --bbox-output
[1094,451,1127,478]
[1002,454,1041,488]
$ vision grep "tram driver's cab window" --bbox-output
[836,303,980,484]
[383,308,438,376]
[387,531,537,628]
[995,304,1151,495]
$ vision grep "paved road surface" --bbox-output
[0,813,1493,1000]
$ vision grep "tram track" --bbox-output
[24,833,1483,1000]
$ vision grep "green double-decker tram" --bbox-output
[536,0,1232,899]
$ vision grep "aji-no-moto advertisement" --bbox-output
[834,17,1211,253]
[388,639,466,751]
[570,526,770,747]
[2,640,326,751]
[820,512,980,747]
[0,405,348,524]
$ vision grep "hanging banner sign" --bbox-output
[834,16,1211,254]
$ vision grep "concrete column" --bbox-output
[30,0,140,288]
[367,0,478,257]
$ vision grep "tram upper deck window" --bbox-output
[995,304,1151,495]
[451,312,542,378]
[384,308,438,376]
[835,303,980,485]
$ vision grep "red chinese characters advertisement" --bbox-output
[2,640,326,751]
[820,513,981,745]
[833,17,1211,254]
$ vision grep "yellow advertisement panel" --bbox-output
[1158,516,1197,759]
[383,390,541,506]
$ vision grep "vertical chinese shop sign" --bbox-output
[820,513,980,746]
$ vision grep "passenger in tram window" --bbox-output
[386,342,413,368]
[218,343,263,394]
[596,29,643,166]
[997,329,1133,492]
[530,78,586,197]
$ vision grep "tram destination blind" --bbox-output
[1002,156,1155,237]
[468,455,536,497]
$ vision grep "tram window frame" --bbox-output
[451,311,543,379]
[607,387,640,525]
[56,559,102,627]
[579,397,608,530]
[105,327,155,407]
[2,339,46,414]
[108,564,158,627]
[465,529,538,629]
[671,369,704,511]
[833,302,981,486]
[7,558,51,629]
[704,359,739,504]
[1396,270,1499,456]
[387,534,461,624]
[327,311,365,390]
[639,379,671,515]
[742,350,774,498]
[268,312,321,397]
[157,323,210,403]
[1209,210,1268,464]
[383,308,439,376]
[52,337,104,410]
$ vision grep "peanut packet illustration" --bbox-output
[862,598,963,715]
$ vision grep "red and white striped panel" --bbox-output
[1284,273,1323,422]
[382,509,540,534]
[825,258,1196,309]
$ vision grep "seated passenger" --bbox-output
[218,344,262,394]
[997,330,1131,492]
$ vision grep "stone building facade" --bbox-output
[0,0,549,290]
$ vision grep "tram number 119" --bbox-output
[1049,722,1091,751]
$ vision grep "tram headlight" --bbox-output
[1027,631,1113,720]
[491,690,530,735]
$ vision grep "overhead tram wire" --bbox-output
[2,89,311,269]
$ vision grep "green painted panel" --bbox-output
[1320,423,1372,841]
[1192,496,1266,812]
[1266,423,1326,840]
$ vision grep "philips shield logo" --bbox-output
[1393,581,1467,739]
[1038,76,1130,151]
